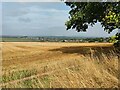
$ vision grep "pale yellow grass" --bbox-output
[1,42,119,88]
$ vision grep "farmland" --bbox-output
[1,42,119,88]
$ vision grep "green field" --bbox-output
[1,38,39,42]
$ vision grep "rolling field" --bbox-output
[0,42,119,88]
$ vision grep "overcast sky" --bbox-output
[2,2,117,37]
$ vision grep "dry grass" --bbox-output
[1,42,119,88]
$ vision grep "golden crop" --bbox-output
[1,42,119,88]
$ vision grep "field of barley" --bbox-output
[0,42,119,88]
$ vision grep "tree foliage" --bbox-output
[108,35,118,43]
[65,2,120,32]
[65,2,120,46]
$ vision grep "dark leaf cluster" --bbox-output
[65,2,120,33]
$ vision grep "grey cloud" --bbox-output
[18,17,31,23]
[3,2,117,37]
[3,8,30,17]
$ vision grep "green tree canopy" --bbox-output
[65,2,120,33]
[65,2,120,46]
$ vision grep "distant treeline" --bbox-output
[0,36,115,43]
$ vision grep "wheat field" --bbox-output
[0,42,119,88]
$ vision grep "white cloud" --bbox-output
[3,4,30,17]
[2,3,69,36]
[2,2,117,37]
[29,7,67,13]
[2,0,62,2]
[0,3,2,36]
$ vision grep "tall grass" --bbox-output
[1,46,119,88]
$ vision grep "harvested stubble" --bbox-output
[1,42,119,88]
